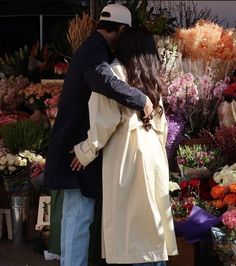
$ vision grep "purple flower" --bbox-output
[166,114,186,161]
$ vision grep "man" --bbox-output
[44,3,153,266]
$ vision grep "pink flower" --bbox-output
[214,80,227,99]
[183,73,195,83]
[222,209,236,229]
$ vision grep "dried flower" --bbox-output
[175,20,236,62]
[200,127,236,165]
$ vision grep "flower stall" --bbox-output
[0,3,235,264]
[159,19,236,265]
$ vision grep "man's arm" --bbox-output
[82,41,153,116]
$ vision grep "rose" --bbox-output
[229,184,236,193]
[211,199,225,208]
[223,193,236,206]
[211,185,227,199]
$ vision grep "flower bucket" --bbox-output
[11,195,30,244]
[2,168,29,193]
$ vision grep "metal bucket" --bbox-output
[11,196,30,244]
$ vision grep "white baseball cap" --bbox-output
[99,4,132,27]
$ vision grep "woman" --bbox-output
[72,27,178,265]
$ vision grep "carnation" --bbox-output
[222,209,236,229]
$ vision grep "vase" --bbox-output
[11,195,30,244]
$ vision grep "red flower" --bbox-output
[54,62,69,75]
[180,181,188,190]
[188,178,200,188]
[223,82,236,97]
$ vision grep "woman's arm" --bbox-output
[73,92,121,167]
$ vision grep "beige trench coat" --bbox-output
[74,61,178,264]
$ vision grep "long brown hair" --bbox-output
[116,27,162,130]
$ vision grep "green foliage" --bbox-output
[0,120,50,154]
[120,0,176,35]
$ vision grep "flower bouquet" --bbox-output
[211,208,236,265]
[170,178,222,243]
[19,83,62,113]
[177,144,220,179]
[0,145,29,194]
[0,147,46,195]
[210,163,236,210]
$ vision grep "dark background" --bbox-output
[0,0,92,55]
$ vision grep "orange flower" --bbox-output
[211,185,227,199]
[229,184,236,193]
[211,199,225,208]
[223,193,236,206]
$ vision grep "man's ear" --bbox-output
[119,25,128,33]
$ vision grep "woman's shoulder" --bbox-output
[110,59,127,82]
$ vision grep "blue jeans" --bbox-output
[134,262,166,266]
[60,188,95,266]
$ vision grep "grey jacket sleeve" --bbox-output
[84,62,146,111]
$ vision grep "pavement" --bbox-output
[0,238,224,266]
[0,239,59,266]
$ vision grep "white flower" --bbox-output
[8,166,17,172]
[35,155,45,164]
[14,156,23,166]
[0,157,7,165]
[7,158,15,166]
[19,158,27,166]
[169,181,180,192]
[213,163,236,185]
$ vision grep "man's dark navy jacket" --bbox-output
[44,31,146,198]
